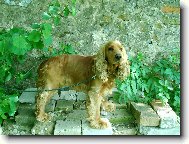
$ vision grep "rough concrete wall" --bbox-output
[0,0,180,63]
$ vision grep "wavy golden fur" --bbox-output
[36,40,130,129]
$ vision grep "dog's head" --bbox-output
[95,40,130,82]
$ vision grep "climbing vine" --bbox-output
[115,49,180,115]
[0,0,77,124]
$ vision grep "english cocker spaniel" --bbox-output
[35,40,130,129]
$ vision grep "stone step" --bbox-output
[31,121,55,135]
[113,123,137,135]
[130,102,160,126]
[104,109,135,124]
[82,118,113,135]
[139,125,180,135]
[66,110,87,120]
[15,115,36,127]
[55,100,74,112]
[19,88,60,103]
[150,100,179,128]
[54,120,81,135]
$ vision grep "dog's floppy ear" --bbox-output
[117,48,130,80]
[94,45,109,82]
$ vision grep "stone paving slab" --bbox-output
[55,100,74,112]
[60,90,77,100]
[105,109,135,124]
[19,88,60,103]
[77,92,87,101]
[15,115,36,126]
[73,101,86,110]
[150,100,179,128]
[115,103,127,109]
[54,120,81,135]
[139,125,180,135]
[17,103,35,115]
[113,124,137,135]
[66,110,87,120]
[130,102,160,126]
[46,100,56,112]
[19,88,37,104]
[2,120,32,135]
[31,121,55,135]
[82,118,113,135]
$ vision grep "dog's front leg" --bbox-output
[87,89,108,129]
[101,97,116,112]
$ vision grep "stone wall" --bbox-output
[1,0,180,63]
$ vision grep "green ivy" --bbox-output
[0,0,77,125]
[115,49,180,115]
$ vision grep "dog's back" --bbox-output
[37,54,95,91]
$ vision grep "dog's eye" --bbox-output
[120,47,123,51]
[108,47,114,51]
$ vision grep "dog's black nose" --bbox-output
[115,54,122,60]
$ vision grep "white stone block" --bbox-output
[19,88,37,103]
[54,120,81,135]
[82,118,113,135]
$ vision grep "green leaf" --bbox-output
[0,117,2,124]
[28,30,41,42]
[54,16,61,25]
[9,95,18,116]
[10,34,31,55]
[42,23,52,39]
[44,36,52,47]
[1,113,7,119]
[5,72,12,82]
[32,23,41,29]
[72,0,77,5]
[131,80,137,94]
[67,45,74,54]
[72,6,76,16]
[42,12,51,20]
[0,41,4,52]
[49,6,59,15]
[64,6,70,16]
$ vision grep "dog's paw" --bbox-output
[36,113,51,122]
[90,119,108,129]
[105,102,116,112]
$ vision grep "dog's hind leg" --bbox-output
[35,90,55,122]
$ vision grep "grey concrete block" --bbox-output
[139,125,180,135]
[54,120,81,135]
[113,124,137,135]
[52,93,60,100]
[150,100,179,128]
[2,120,33,135]
[55,100,74,112]
[130,102,160,126]
[17,103,35,115]
[15,115,36,126]
[115,103,127,109]
[66,110,87,120]
[82,118,113,135]
[104,109,135,124]
[46,100,56,112]
[31,121,55,135]
[60,90,77,100]
[49,111,67,121]
[19,88,37,103]
[73,101,86,110]
[77,92,87,101]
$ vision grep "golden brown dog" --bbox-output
[35,40,130,129]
